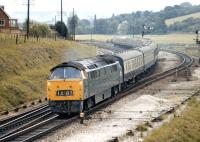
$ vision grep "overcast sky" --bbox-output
[0,0,200,23]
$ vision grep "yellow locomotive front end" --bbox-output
[47,66,85,114]
[47,80,84,101]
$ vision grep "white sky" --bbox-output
[0,0,200,23]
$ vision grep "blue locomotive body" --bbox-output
[47,38,159,114]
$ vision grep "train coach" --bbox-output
[47,39,158,115]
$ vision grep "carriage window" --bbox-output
[50,67,81,79]
[90,71,98,79]
[111,65,117,72]
[98,70,100,76]
[126,63,128,71]
[104,68,107,75]
[100,68,105,76]
[132,60,134,69]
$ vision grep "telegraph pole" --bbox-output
[55,16,57,25]
[27,0,30,39]
[132,26,134,38]
[60,0,64,37]
[142,24,145,38]
[196,30,200,63]
[61,0,63,23]
[73,8,75,40]
[94,14,96,35]
[23,0,33,39]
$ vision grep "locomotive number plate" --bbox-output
[57,90,73,96]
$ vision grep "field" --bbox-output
[76,34,197,44]
[145,34,197,44]
[76,34,114,41]
[0,36,96,111]
[165,12,200,26]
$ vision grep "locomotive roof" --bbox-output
[50,54,119,72]
[118,50,142,61]
[117,42,157,61]
[50,61,85,72]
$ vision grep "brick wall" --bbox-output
[0,8,10,29]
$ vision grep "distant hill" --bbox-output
[165,12,200,26]
[75,2,200,34]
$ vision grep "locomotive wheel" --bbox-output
[114,87,119,95]
[112,86,119,97]
[84,97,95,111]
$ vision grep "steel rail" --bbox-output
[0,104,48,125]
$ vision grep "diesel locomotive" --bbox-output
[47,38,159,115]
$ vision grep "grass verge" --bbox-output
[144,96,200,142]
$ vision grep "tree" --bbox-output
[180,2,192,8]
[76,19,91,34]
[74,2,200,34]
[22,20,53,38]
[30,24,52,37]
[55,21,68,38]
[117,20,128,34]
[96,19,109,34]
[67,15,78,40]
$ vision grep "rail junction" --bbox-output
[0,37,195,142]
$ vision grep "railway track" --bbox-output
[0,104,49,125]
[0,104,51,140]
[0,46,193,142]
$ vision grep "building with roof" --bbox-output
[0,6,20,34]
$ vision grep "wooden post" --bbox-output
[186,66,190,81]
[55,34,57,41]
[16,34,18,45]
[4,35,6,44]
[37,35,39,42]
[174,68,178,82]
[24,35,26,43]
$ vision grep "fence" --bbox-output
[0,33,59,45]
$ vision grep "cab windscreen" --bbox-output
[50,67,82,79]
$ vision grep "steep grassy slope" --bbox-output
[0,39,96,111]
[165,12,200,26]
